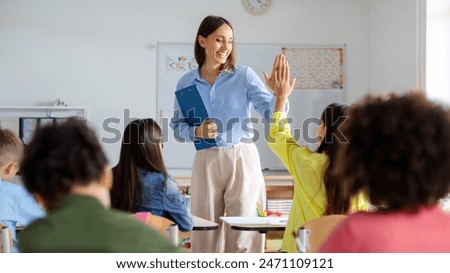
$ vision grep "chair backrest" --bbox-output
[146,214,182,245]
[1,224,13,253]
[301,214,347,253]
[145,214,175,237]
[133,213,191,248]
[133,212,151,224]
[132,212,175,238]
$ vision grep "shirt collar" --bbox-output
[194,67,235,83]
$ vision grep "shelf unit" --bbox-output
[172,169,293,208]
[0,106,87,119]
[0,106,87,136]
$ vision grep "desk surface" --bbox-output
[193,216,218,231]
[220,216,288,233]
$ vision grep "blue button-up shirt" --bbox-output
[0,179,45,252]
[171,66,282,148]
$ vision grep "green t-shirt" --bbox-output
[18,194,181,253]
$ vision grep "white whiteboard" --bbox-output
[157,43,346,170]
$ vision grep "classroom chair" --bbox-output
[1,224,13,253]
[295,214,347,253]
[133,213,191,249]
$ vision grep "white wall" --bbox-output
[0,0,419,166]
[368,0,421,95]
[427,0,450,104]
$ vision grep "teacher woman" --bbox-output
[171,15,286,253]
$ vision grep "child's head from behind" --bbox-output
[316,103,350,215]
[338,92,450,211]
[20,118,108,209]
[0,129,24,181]
[317,102,348,154]
[120,118,166,173]
[111,118,167,212]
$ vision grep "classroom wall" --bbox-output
[368,0,422,94]
[0,0,420,166]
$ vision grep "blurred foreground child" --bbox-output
[320,92,450,252]
[18,119,180,252]
[0,128,44,252]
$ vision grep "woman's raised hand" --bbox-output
[263,52,281,91]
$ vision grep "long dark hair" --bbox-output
[194,15,235,71]
[110,118,168,212]
[316,103,349,215]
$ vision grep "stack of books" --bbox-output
[266,199,293,215]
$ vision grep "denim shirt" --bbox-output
[0,179,45,252]
[137,171,193,231]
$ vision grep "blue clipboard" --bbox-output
[175,85,217,150]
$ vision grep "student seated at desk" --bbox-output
[320,92,450,252]
[18,118,180,253]
[0,129,45,253]
[266,54,367,253]
[110,118,193,232]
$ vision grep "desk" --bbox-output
[193,216,218,231]
[220,216,288,234]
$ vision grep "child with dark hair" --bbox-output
[110,118,193,231]
[320,92,450,252]
[0,129,44,252]
[18,119,180,252]
[267,53,367,252]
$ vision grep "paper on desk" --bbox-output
[220,216,288,226]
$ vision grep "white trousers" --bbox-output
[191,143,266,253]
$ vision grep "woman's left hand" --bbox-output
[263,53,282,91]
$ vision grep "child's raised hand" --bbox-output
[273,53,296,99]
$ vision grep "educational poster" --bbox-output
[166,52,198,73]
[283,47,344,90]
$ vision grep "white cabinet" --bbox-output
[0,106,87,141]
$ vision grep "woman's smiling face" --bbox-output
[198,23,234,67]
